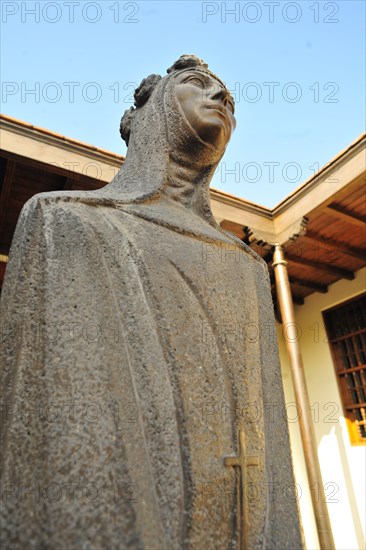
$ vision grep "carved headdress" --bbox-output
[120,54,228,146]
[104,54,233,220]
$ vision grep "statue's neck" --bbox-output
[104,85,223,226]
[162,151,215,216]
[163,160,211,214]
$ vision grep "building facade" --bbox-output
[1,114,365,549]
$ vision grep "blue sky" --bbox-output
[1,0,365,207]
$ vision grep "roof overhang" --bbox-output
[1,114,365,305]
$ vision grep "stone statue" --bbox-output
[0,55,303,549]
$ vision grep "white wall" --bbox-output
[277,267,366,550]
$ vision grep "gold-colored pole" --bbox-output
[272,244,335,550]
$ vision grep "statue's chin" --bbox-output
[192,108,231,145]
[167,104,228,164]
[197,125,230,152]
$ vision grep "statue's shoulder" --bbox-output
[15,190,112,242]
[20,190,104,223]
[22,190,91,211]
[221,229,268,269]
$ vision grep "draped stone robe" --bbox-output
[1,60,302,549]
[1,192,301,549]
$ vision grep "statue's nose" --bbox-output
[210,87,231,106]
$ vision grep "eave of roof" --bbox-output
[272,132,365,216]
[0,113,124,162]
[1,113,365,227]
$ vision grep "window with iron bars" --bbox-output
[323,293,366,445]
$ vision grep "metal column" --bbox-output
[272,244,335,550]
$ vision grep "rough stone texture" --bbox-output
[0,55,303,549]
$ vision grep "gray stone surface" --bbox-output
[0,55,303,549]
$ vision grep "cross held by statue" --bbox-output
[224,430,261,550]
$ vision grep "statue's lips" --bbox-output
[204,104,230,122]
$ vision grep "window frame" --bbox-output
[322,292,366,446]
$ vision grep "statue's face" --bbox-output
[174,69,236,150]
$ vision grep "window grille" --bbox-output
[323,293,366,444]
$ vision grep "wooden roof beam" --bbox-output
[327,204,366,227]
[271,277,328,294]
[302,232,366,262]
[289,276,328,294]
[285,254,355,280]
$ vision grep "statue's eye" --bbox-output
[187,77,204,88]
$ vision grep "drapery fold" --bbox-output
[1,193,302,549]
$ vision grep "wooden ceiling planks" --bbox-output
[326,204,366,228]
[273,176,366,304]
[335,183,366,214]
